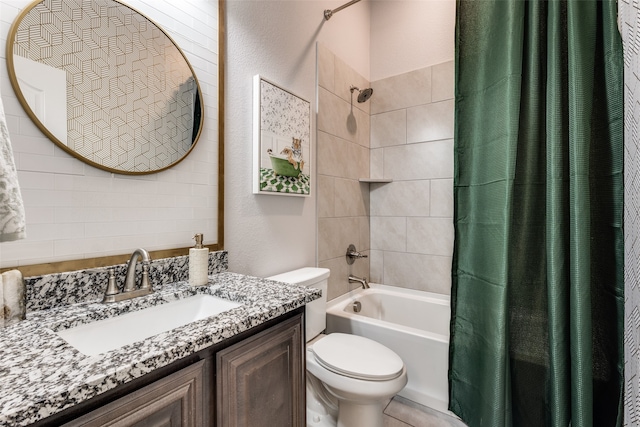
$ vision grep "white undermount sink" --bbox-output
[56,294,242,356]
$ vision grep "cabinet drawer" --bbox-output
[63,359,210,427]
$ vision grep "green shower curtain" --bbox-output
[449,1,624,426]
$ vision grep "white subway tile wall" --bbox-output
[0,0,219,268]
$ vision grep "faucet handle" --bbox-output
[139,263,151,291]
[346,244,368,265]
[103,269,119,302]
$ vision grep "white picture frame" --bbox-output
[253,75,311,197]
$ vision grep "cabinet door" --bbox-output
[63,359,210,427]
[217,314,304,427]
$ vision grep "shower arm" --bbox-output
[324,0,362,20]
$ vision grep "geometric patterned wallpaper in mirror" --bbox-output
[12,0,198,172]
[620,0,640,424]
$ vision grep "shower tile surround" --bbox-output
[317,43,454,299]
[0,250,320,426]
[317,44,371,300]
[369,62,454,295]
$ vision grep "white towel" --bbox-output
[0,95,26,242]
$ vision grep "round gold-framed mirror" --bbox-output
[6,0,204,174]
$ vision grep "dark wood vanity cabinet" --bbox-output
[216,314,305,427]
[62,359,212,427]
[44,310,305,427]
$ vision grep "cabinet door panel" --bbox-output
[63,359,209,427]
[217,314,304,427]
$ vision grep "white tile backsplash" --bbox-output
[18,153,85,175]
[1,240,55,263]
[0,0,219,268]
[24,206,54,225]
[16,171,55,190]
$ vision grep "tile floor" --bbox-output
[383,396,468,427]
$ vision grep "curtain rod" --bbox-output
[324,0,362,20]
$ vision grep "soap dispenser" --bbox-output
[189,233,209,286]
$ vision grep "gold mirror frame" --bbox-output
[6,0,205,175]
[1,0,225,276]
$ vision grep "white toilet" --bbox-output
[268,267,407,427]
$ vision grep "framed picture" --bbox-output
[253,75,311,196]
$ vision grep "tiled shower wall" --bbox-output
[620,0,640,423]
[368,62,455,295]
[317,44,370,300]
[317,42,455,299]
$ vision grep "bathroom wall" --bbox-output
[224,0,371,277]
[619,0,640,423]
[370,1,455,81]
[368,63,455,295]
[0,0,219,267]
[316,44,371,300]
[0,0,372,278]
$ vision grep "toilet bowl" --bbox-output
[268,268,408,427]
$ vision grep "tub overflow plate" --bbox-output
[352,300,362,313]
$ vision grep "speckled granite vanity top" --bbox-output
[0,271,320,426]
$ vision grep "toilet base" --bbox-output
[337,399,390,427]
[307,374,338,426]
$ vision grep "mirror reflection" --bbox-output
[8,0,203,174]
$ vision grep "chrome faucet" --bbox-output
[123,248,151,292]
[348,274,370,289]
[103,248,153,303]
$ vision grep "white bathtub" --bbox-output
[325,284,451,414]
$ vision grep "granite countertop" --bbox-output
[0,272,320,427]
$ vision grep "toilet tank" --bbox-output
[267,267,330,342]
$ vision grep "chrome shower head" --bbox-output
[350,86,373,103]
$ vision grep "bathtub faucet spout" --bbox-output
[348,274,369,289]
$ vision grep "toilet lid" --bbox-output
[310,333,404,381]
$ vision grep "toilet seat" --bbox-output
[310,333,404,381]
